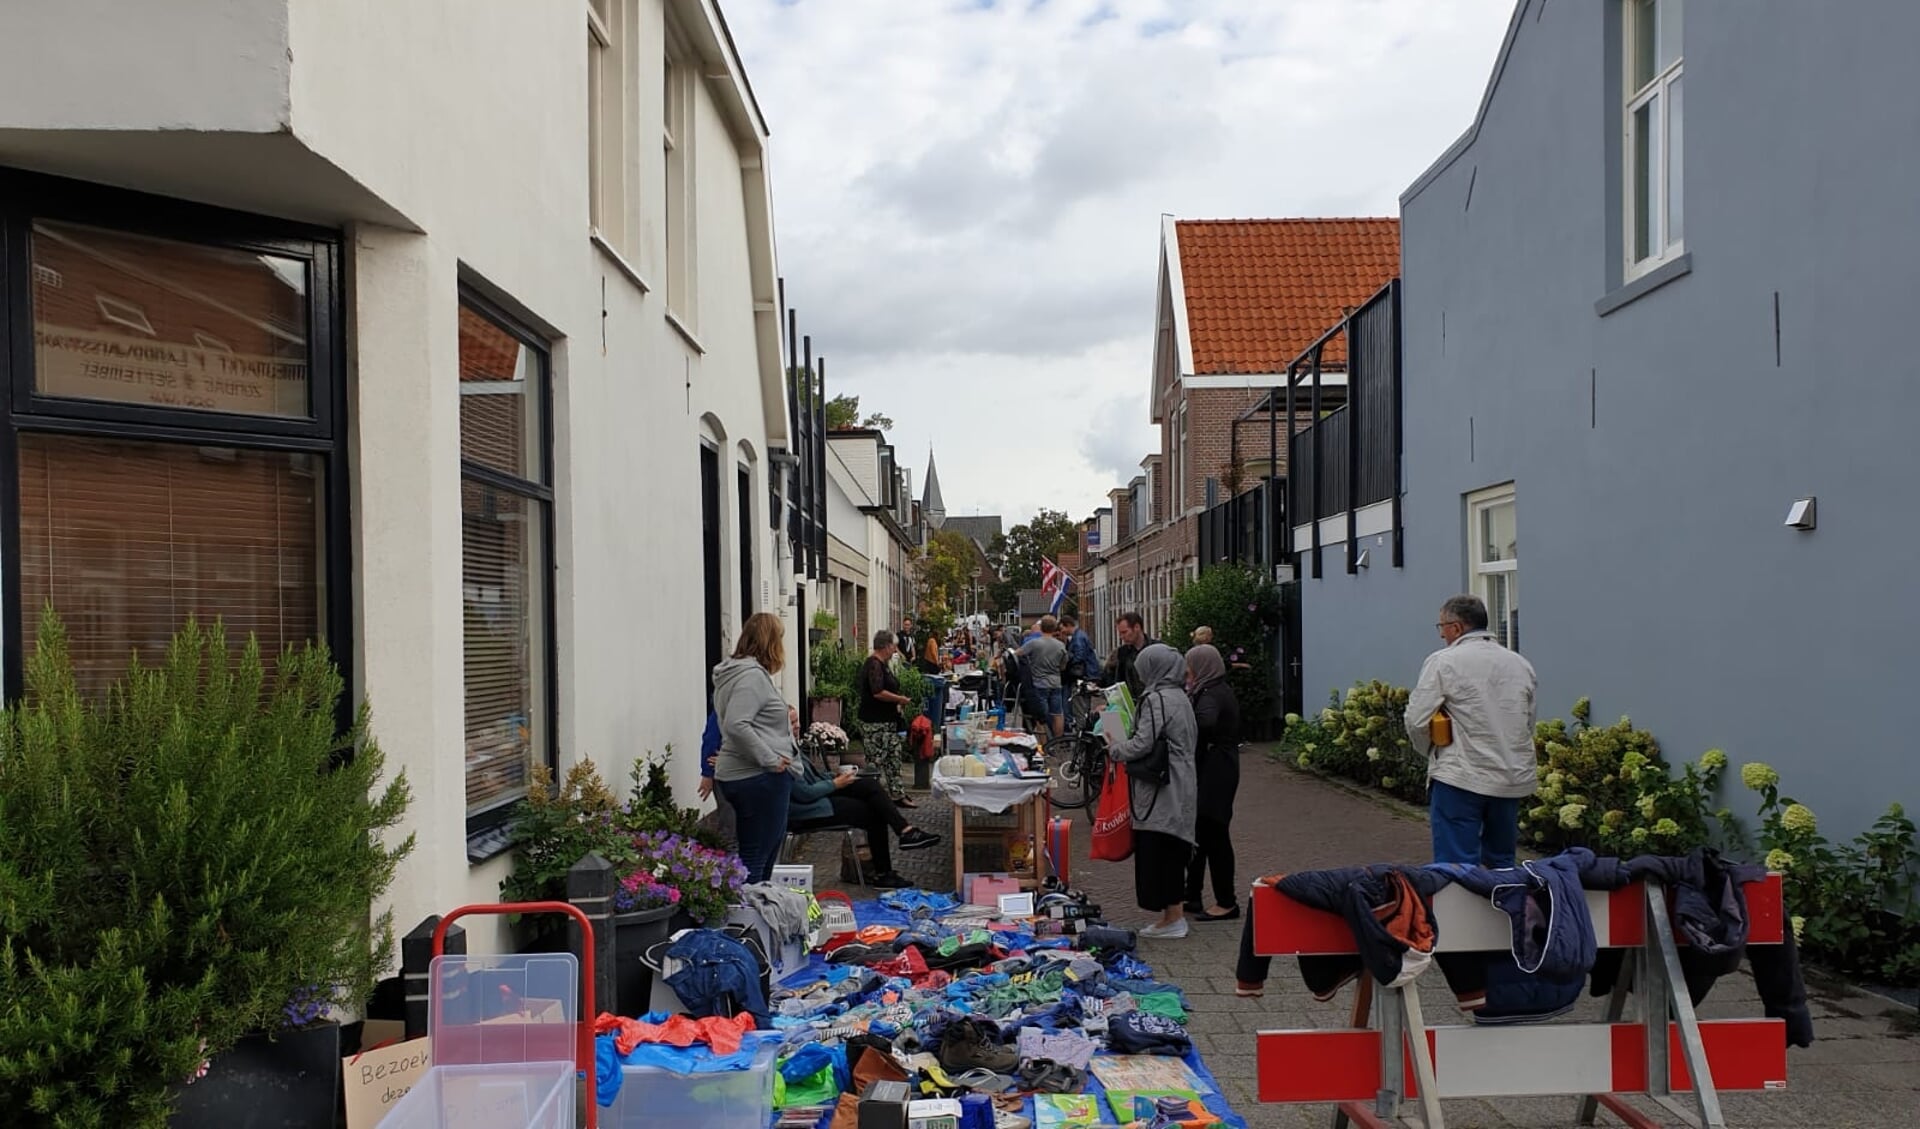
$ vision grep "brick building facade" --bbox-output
[1088,217,1401,640]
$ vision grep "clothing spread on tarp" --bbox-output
[1269,846,1811,1044]
[588,889,1251,1129]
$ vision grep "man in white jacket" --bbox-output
[1405,594,1537,868]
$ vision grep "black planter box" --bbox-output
[613,905,679,1014]
[169,1022,341,1129]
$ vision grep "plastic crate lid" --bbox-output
[429,952,579,1067]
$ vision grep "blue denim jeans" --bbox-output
[1429,779,1520,868]
[717,770,793,883]
[1038,686,1068,724]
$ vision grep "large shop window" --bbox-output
[458,296,555,830]
[1,173,345,706]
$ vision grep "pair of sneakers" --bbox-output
[899,827,941,850]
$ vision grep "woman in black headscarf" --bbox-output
[1182,643,1242,921]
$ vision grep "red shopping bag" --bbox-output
[1090,758,1134,862]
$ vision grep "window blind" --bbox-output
[17,433,323,696]
[458,299,550,818]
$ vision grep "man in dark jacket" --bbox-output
[1108,611,1157,700]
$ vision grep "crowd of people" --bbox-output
[701,605,1256,950]
[713,602,1544,958]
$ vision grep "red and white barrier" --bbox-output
[1250,874,1788,1129]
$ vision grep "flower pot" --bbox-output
[614,904,679,1014]
[169,1022,342,1129]
[808,697,843,728]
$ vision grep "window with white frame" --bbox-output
[1467,484,1518,650]
[663,22,697,324]
[587,0,637,259]
[1625,0,1683,277]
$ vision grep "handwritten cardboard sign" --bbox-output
[343,1032,432,1129]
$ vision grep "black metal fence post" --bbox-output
[568,852,618,1020]
[402,915,464,1039]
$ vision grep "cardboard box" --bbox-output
[907,1097,962,1129]
[342,1034,432,1129]
[858,1080,911,1129]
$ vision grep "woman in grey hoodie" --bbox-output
[713,612,800,883]
[1108,643,1199,939]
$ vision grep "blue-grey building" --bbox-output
[1292,0,1920,839]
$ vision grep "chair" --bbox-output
[782,824,867,887]
[783,747,871,885]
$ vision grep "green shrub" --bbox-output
[1164,564,1282,726]
[1743,764,1919,985]
[0,613,411,1126]
[809,643,864,722]
[896,665,930,722]
[1522,698,1727,856]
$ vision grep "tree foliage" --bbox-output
[915,529,979,629]
[986,509,1079,613]
[0,612,412,1127]
[1165,564,1282,726]
[825,394,893,432]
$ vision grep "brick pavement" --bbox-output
[795,749,1920,1129]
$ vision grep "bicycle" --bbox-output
[1044,681,1113,812]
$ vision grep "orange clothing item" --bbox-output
[593,1011,757,1056]
[1370,871,1436,954]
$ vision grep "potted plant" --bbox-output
[0,612,410,1126]
[799,721,851,770]
[809,609,838,646]
[168,986,343,1129]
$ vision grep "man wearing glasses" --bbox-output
[1405,594,1537,867]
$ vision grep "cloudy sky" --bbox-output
[728,0,1514,528]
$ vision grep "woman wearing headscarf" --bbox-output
[1181,644,1242,921]
[1107,643,1199,939]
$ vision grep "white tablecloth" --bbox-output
[930,769,1049,814]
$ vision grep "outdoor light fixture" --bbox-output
[1784,497,1817,531]
[1354,548,1371,569]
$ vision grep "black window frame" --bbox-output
[456,283,558,848]
[0,167,350,717]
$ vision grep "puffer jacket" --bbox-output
[1429,847,1630,981]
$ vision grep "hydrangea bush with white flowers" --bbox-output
[1745,762,1918,984]
[1281,682,1428,804]
[1522,697,1733,856]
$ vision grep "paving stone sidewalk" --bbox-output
[797,750,1920,1129]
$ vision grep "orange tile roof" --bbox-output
[1174,218,1400,374]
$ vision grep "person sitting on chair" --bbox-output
[786,754,941,890]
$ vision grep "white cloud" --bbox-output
[728,0,1514,522]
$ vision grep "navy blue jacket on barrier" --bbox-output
[1267,848,1811,1044]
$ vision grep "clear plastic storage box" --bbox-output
[378,951,581,1129]
[603,1041,779,1129]
[375,1062,573,1129]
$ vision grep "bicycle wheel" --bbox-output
[1045,736,1102,811]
